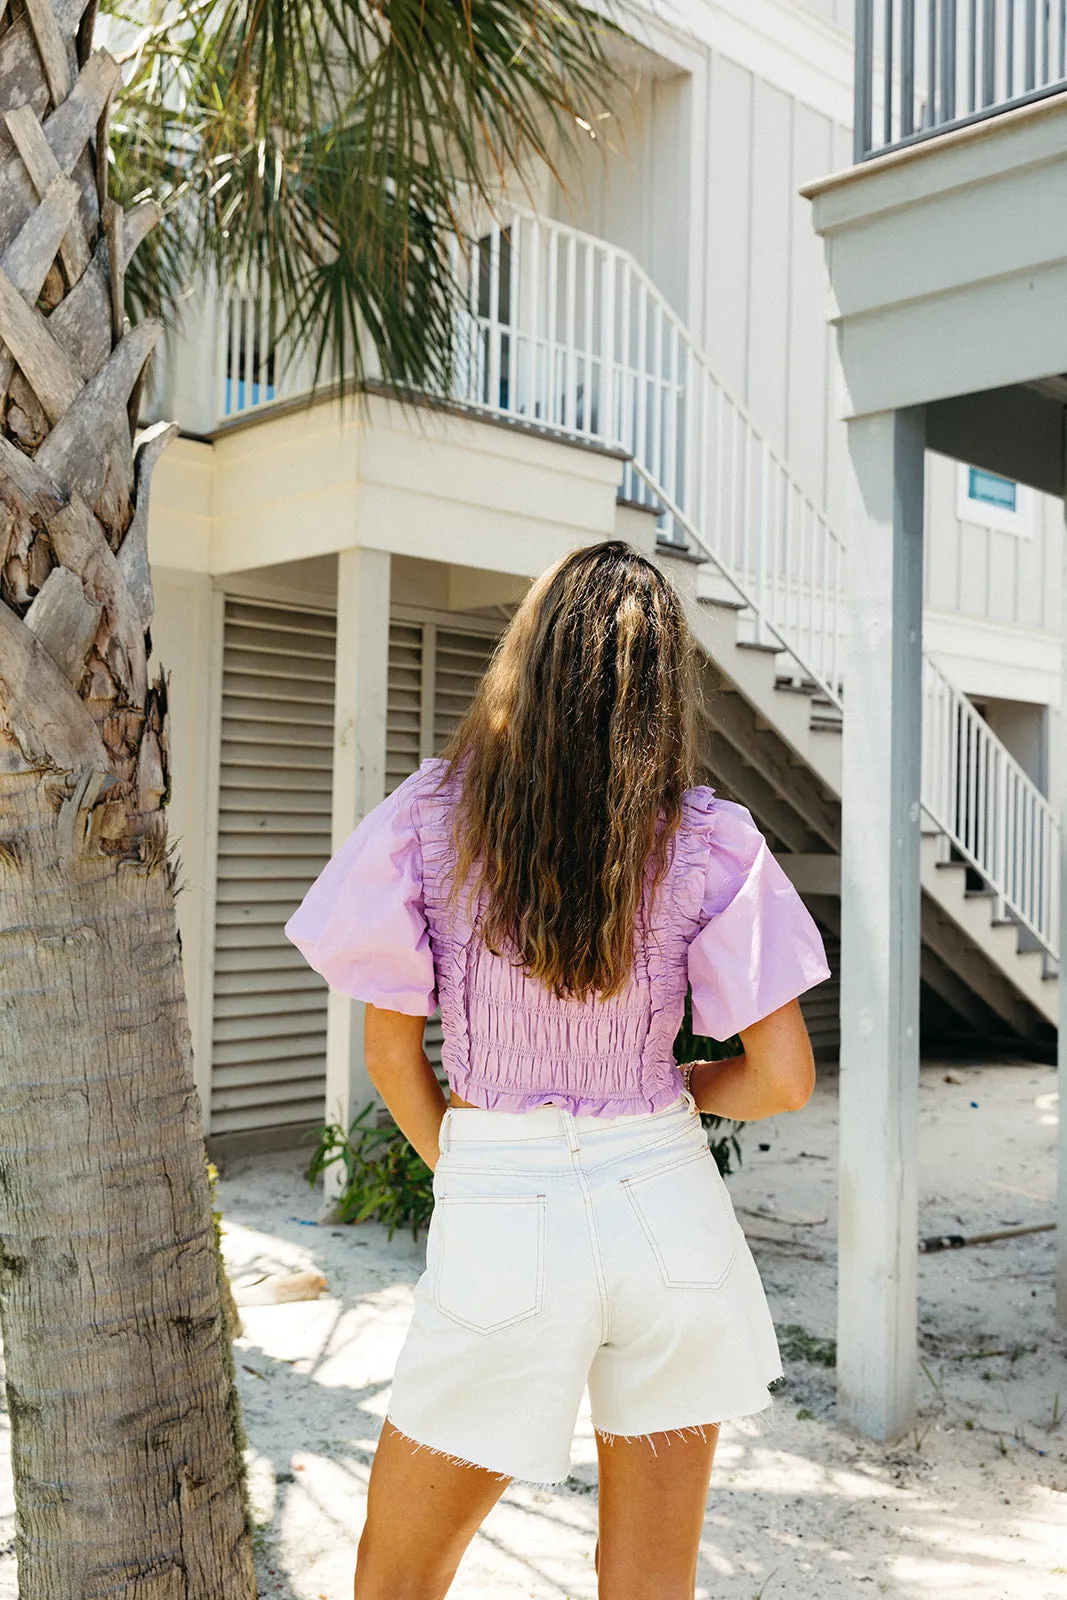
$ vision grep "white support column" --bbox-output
[837,407,925,1441]
[324,547,391,1188]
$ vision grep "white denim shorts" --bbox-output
[386,1092,783,1484]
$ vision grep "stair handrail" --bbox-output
[449,206,847,709]
[922,654,1059,958]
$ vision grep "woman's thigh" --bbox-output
[594,1425,719,1600]
[353,1420,511,1600]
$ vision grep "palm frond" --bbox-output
[105,0,619,395]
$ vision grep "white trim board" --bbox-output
[923,610,1060,706]
[617,0,854,126]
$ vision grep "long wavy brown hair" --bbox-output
[436,541,702,1001]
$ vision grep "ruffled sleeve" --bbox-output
[284,768,438,1015]
[686,800,830,1040]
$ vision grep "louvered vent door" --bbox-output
[433,626,497,748]
[210,599,337,1136]
[385,612,499,1073]
[385,617,424,792]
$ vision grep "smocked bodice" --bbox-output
[285,758,830,1118]
[414,763,719,1115]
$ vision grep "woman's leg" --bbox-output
[593,1425,719,1600]
[353,1420,511,1600]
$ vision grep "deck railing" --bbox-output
[211,207,1059,959]
[857,0,1067,160]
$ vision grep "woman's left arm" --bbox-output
[363,1004,449,1170]
[688,998,816,1122]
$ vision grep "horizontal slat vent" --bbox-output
[434,628,496,749]
[210,599,337,1136]
[386,620,423,792]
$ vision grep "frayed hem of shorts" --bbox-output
[594,1395,778,1451]
[384,1420,569,1490]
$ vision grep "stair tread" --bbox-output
[774,678,821,696]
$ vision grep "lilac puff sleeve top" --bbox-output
[285,759,830,1117]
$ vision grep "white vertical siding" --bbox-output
[823,118,858,534]
[549,72,692,322]
[788,103,837,509]
[702,53,754,403]
[792,0,854,29]
[747,81,795,456]
[924,452,1063,634]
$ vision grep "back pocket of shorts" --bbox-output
[623,1149,736,1289]
[432,1195,546,1334]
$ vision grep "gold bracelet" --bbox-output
[682,1062,695,1098]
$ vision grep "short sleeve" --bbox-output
[686,800,830,1041]
[284,775,437,1015]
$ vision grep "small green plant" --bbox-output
[777,1323,838,1368]
[673,986,745,1177]
[306,1103,435,1239]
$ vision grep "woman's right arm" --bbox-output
[688,998,816,1121]
[363,1003,449,1171]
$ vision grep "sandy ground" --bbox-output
[1,1059,1065,1597]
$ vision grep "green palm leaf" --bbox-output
[105,0,619,395]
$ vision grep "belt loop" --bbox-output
[561,1107,581,1154]
[682,1088,698,1117]
[438,1107,453,1154]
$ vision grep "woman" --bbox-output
[286,540,829,1600]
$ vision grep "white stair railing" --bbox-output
[207,209,1060,964]
[214,273,318,422]
[923,656,1059,958]
[448,210,847,709]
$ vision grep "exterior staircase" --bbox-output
[213,203,1059,1052]
[660,545,1056,1048]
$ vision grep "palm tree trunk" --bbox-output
[0,1,256,1594]
[0,780,256,1597]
